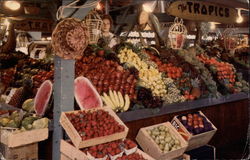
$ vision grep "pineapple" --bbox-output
[191,78,201,98]
[8,79,33,108]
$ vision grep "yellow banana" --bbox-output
[117,91,124,109]
[108,90,119,112]
[113,91,120,108]
[103,93,116,111]
[123,94,130,112]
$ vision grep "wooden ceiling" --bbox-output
[0,0,248,31]
[0,0,59,20]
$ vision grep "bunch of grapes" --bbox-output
[137,87,163,108]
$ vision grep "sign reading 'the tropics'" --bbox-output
[167,0,238,24]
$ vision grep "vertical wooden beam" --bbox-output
[195,22,202,46]
[105,0,109,14]
[53,56,75,160]
[52,1,98,159]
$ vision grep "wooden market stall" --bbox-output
[0,0,249,160]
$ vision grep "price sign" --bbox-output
[13,19,53,32]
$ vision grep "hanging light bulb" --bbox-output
[236,9,243,23]
[4,1,21,11]
[143,1,157,13]
[210,22,216,30]
[96,2,102,10]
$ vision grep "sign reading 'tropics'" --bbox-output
[167,0,238,24]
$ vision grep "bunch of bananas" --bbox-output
[101,90,130,112]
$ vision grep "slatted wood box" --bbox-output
[60,139,155,160]
[0,142,38,160]
[61,153,71,160]
[60,107,129,149]
[136,122,188,160]
[0,128,48,148]
[171,111,217,151]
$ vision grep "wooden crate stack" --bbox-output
[135,111,217,159]
[59,107,154,160]
[0,128,48,160]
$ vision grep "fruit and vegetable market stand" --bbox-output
[0,0,249,159]
[27,92,248,160]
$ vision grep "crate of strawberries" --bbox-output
[59,107,129,149]
[60,139,154,160]
[171,111,217,151]
[136,122,188,160]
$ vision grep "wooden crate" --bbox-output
[60,107,129,149]
[61,153,71,160]
[60,139,155,160]
[0,128,48,148]
[181,154,191,160]
[136,122,188,160]
[171,111,217,151]
[0,142,38,160]
[60,140,88,160]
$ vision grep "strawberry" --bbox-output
[111,142,117,149]
[115,148,121,154]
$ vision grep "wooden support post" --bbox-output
[105,0,109,14]
[53,56,75,160]
[52,1,98,159]
[195,22,202,46]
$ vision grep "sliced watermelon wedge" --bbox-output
[34,80,53,117]
[74,76,103,109]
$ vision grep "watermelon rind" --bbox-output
[74,76,103,110]
[34,80,53,117]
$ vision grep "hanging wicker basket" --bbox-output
[168,18,187,49]
[0,19,7,42]
[223,28,238,51]
[83,10,103,44]
[52,18,89,60]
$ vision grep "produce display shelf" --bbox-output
[118,92,249,122]
[1,93,248,130]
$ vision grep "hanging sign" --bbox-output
[167,0,238,24]
[13,19,53,32]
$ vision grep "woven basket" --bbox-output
[83,11,103,44]
[168,18,187,49]
[0,21,7,41]
[52,18,89,60]
[223,28,238,51]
